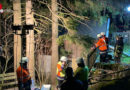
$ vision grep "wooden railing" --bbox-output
[0,72,18,89]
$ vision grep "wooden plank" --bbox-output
[0,81,18,86]
[4,87,18,90]
[0,73,18,88]
[0,73,16,77]
[0,76,17,81]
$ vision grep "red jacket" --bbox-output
[16,66,31,83]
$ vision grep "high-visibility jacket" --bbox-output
[16,66,31,83]
[56,61,65,80]
[95,38,107,51]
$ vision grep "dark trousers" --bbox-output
[18,80,31,90]
[83,81,88,90]
[57,79,64,89]
[100,51,107,62]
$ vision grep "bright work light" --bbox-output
[127,6,130,12]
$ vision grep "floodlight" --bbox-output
[127,6,130,12]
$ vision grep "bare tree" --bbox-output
[0,14,14,89]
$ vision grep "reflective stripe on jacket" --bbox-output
[16,66,31,83]
[95,38,107,51]
[56,61,65,80]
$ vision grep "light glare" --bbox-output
[127,6,130,11]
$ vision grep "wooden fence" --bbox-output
[0,72,17,89]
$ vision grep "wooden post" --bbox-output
[13,0,22,71]
[51,0,59,85]
[26,0,35,79]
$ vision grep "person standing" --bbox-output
[16,57,32,90]
[60,67,83,90]
[74,57,89,90]
[100,32,109,50]
[114,35,124,63]
[56,56,68,89]
[95,34,108,62]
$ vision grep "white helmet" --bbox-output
[97,34,101,38]
[60,56,68,62]
[20,57,28,63]
[101,32,105,36]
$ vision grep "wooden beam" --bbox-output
[26,0,35,79]
[13,0,22,72]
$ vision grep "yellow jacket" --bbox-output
[56,61,65,80]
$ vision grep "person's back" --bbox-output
[16,65,31,83]
[60,67,83,90]
[74,58,89,90]
[97,38,107,51]
[74,67,88,82]
[61,77,83,90]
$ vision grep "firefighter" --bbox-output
[95,34,108,62]
[56,56,68,89]
[16,57,31,90]
[114,35,124,63]
[74,57,88,90]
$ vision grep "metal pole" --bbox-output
[106,18,110,38]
